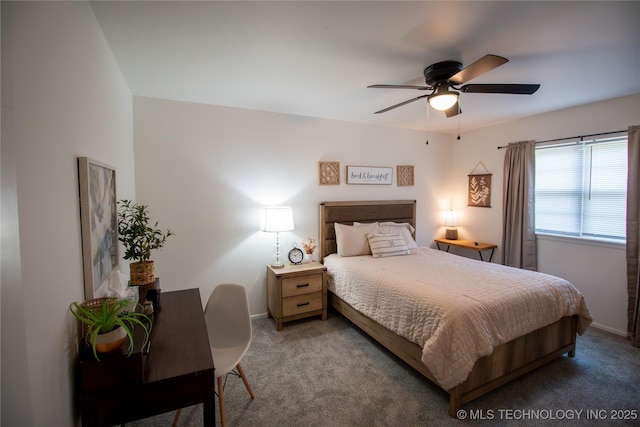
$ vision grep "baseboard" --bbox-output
[589,322,626,337]
[251,312,269,320]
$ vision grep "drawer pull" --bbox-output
[297,302,310,307]
[296,283,310,288]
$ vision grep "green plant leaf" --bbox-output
[69,298,152,361]
[117,200,173,262]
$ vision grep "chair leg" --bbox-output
[172,409,181,427]
[236,363,255,400]
[218,376,227,427]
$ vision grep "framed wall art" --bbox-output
[318,161,340,185]
[467,161,492,207]
[397,165,414,186]
[346,166,393,185]
[468,174,492,207]
[78,157,118,299]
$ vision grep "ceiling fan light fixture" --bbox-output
[428,87,459,111]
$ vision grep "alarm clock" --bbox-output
[288,245,304,265]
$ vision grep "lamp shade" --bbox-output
[260,207,294,232]
[444,210,460,227]
[428,86,459,111]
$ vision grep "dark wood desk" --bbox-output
[79,288,215,427]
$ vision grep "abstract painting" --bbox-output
[78,157,118,299]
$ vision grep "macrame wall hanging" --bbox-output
[467,161,492,208]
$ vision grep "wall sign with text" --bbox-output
[346,166,393,185]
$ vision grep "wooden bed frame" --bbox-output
[319,200,578,417]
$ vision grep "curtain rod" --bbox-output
[497,129,627,149]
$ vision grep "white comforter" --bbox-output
[324,247,592,390]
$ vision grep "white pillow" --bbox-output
[367,233,410,258]
[334,222,379,257]
[377,222,417,250]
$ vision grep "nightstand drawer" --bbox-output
[282,274,322,297]
[282,292,322,316]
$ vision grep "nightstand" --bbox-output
[434,238,497,262]
[266,262,327,331]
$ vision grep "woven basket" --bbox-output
[81,297,115,311]
[129,261,155,285]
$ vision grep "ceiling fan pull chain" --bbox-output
[457,101,461,140]
[425,103,430,145]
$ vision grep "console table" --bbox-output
[434,238,497,262]
[78,288,215,427]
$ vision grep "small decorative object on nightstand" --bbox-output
[434,238,497,262]
[301,237,317,264]
[287,244,304,265]
[266,262,327,331]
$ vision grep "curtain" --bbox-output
[502,140,537,270]
[627,125,639,346]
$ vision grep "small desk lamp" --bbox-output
[260,207,294,268]
[444,209,460,240]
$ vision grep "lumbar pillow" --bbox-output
[367,233,410,258]
[334,222,379,257]
[377,222,418,250]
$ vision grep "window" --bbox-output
[535,134,627,241]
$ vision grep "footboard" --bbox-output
[328,292,577,417]
[450,314,576,416]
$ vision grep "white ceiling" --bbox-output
[90,1,640,134]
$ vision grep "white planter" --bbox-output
[93,326,127,354]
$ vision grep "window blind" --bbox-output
[535,135,627,241]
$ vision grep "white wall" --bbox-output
[537,235,627,334]
[450,94,640,335]
[1,2,134,426]
[133,96,452,314]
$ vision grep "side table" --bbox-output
[266,262,327,330]
[434,238,497,262]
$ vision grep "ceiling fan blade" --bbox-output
[368,84,431,90]
[449,54,508,85]
[444,102,461,118]
[374,94,428,114]
[461,83,540,94]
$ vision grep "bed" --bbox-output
[319,200,592,417]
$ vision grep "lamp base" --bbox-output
[445,228,458,240]
[271,263,284,269]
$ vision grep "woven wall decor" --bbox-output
[397,165,414,186]
[318,161,340,185]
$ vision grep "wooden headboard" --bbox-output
[319,200,417,260]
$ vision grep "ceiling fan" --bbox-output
[368,54,540,117]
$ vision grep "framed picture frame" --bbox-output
[397,165,414,186]
[468,173,492,207]
[78,157,118,299]
[346,166,393,185]
[318,161,340,185]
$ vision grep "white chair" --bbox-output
[173,283,255,427]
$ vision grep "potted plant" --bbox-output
[69,298,151,360]
[117,199,173,286]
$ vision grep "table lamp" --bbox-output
[444,209,460,240]
[260,207,294,268]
